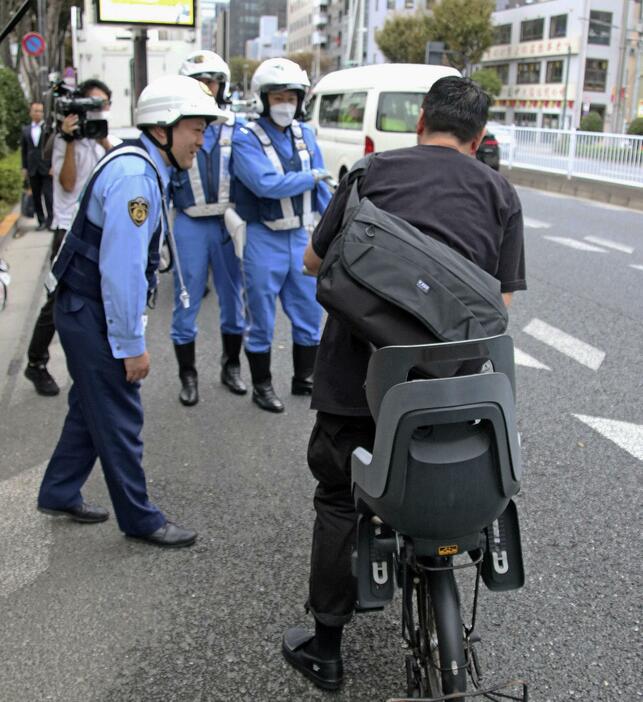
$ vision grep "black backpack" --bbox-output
[316,159,508,376]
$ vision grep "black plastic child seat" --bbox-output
[351,335,522,557]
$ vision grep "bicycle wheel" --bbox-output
[416,564,467,698]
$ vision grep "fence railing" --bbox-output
[493,125,643,188]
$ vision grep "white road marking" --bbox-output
[0,464,51,597]
[583,236,634,254]
[573,414,643,462]
[524,217,551,229]
[523,319,605,371]
[629,264,643,272]
[543,236,609,252]
[514,347,551,370]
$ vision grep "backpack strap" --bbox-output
[342,154,375,228]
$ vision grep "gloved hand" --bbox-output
[312,168,332,184]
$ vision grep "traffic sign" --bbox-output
[21,32,46,57]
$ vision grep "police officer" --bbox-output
[171,51,247,407]
[37,76,227,547]
[232,58,333,413]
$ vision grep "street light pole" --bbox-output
[561,45,572,129]
[36,0,47,98]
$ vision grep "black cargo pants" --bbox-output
[307,410,376,627]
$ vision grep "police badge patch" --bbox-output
[128,197,149,226]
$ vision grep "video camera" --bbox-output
[48,74,108,141]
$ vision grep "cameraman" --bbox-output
[24,79,120,396]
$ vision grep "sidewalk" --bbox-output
[0,212,69,405]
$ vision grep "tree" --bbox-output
[286,51,332,79]
[580,111,603,132]
[427,0,494,74]
[375,12,433,64]
[0,67,29,150]
[228,57,261,93]
[470,68,502,98]
[626,117,643,136]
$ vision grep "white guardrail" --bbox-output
[493,125,643,188]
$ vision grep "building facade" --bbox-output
[246,16,288,60]
[228,0,287,58]
[479,0,642,131]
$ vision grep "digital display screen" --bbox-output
[96,0,196,27]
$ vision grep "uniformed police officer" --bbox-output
[37,76,227,547]
[232,58,333,413]
[171,51,247,407]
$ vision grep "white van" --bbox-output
[305,63,460,181]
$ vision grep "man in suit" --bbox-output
[21,101,53,230]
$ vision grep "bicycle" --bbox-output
[0,258,10,311]
[351,335,528,701]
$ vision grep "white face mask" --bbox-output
[269,102,297,127]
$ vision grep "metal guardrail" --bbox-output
[494,125,643,188]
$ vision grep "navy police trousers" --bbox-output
[38,288,166,536]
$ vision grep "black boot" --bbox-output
[246,350,284,413]
[174,342,199,406]
[221,333,247,395]
[292,344,318,395]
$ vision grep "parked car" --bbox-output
[476,131,500,170]
[304,63,460,181]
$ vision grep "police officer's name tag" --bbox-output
[128,197,150,226]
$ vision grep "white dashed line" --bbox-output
[573,414,643,462]
[543,236,609,252]
[514,347,551,370]
[524,217,551,229]
[523,319,605,371]
[583,236,634,254]
[629,264,643,272]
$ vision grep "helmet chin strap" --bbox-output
[144,126,182,170]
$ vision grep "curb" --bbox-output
[0,205,21,253]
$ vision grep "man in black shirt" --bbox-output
[282,77,526,690]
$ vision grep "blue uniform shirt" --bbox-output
[86,133,171,359]
[232,117,331,220]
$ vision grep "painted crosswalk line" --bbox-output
[0,464,51,598]
[543,236,609,252]
[573,414,643,462]
[514,347,551,370]
[583,236,634,254]
[524,217,551,229]
[523,319,605,371]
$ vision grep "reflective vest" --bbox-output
[46,140,164,303]
[245,119,314,231]
[172,119,235,217]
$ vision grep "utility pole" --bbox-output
[612,0,631,132]
[133,28,148,102]
[36,0,47,98]
[561,45,572,129]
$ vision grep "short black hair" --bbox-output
[79,79,112,100]
[422,77,490,143]
[30,101,43,108]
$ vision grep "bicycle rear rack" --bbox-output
[386,677,528,701]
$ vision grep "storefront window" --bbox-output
[517,62,541,84]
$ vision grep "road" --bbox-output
[0,186,641,702]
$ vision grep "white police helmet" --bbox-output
[135,74,227,128]
[251,58,311,118]
[179,50,230,107]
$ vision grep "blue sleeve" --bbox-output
[232,126,316,199]
[98,173,161,358]
[307,130,332,214]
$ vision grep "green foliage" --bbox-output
[0,67,28,151]
[470,68,502,98]
[0,151,23,218]
[228,57,261,89]
[427,0,495,72]
[0,89,7,159]
[627,117,643,135]
[375,12,433,64]
[580,111,604,133]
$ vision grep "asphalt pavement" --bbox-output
[0,187,641,702]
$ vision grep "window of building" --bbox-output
[517,61,541,84]
[492,23,511,45]
[588,10,612,45]
[514,112,538,126]
[546,60,564,83]
[584,59,608,91]
[542,113,560,129]
[319,92,367,129]
[520,18,544,42]
[549,14,567,38]
[387,0,396,9]
[492,63,510,84]
[377,91,424,132]
[404,0,414,7]
[489,111,506,124]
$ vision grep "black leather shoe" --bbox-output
[291,375,313,395]
[38,501,109,523]
[252,381,284,413]
[36,222,48,231]
[179,373,199,406]
[221,364,247,395]
[127,521,197,548]
[282,627,343,691]
[25,363,60,396]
